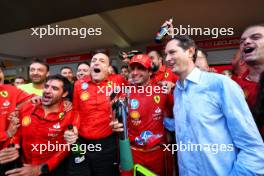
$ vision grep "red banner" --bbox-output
[196,36,240,49]
[46,53,93,64]
[146,36,240,52]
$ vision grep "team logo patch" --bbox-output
[80,92,89,101]
[164,72,169,78]
[81,83,89,90]
[0,91,8,98]
[130,111,140,119]
[22,116,31,126]
[135,137,144,146]
[140,131,153,142]
[155,107,161,114]
[107,81,113,87]
[154,95,160,104]
[58,112,64,119]
[53,122,61,129]
[130,99,139,109]
[2,100,10,107]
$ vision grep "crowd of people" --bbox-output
[0,23,264,176]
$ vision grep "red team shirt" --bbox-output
[150,65,178,84]
[233,70,258,109]
[0,85,31,148]
[73,74,127,139]
[10,101,77,171]
[127,83,173,147]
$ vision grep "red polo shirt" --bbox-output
[73,75,127,139]
[10,101,76,171]
[233,70,258,109]
[127,83,173,148]
[0,85,31,148]
[150,65,178,84]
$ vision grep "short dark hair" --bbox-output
[92,52,111,65]
[121,65,128,70]
[46,74,71,93]
[244,24,264,31]
[169,35,197,60]
[148,50,163,59]
[30,59,49,72]
[196,48,208,58]
[60,66,73,73]
[15,76,26,81]
[77,62,90,69]
[111,65,118,74]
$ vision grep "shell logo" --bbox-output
[80,92,89,101]
[130,111,140,119]
[22,116,31,127]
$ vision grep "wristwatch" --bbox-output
[40,164,49,174]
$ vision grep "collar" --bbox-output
[176,67,201,90]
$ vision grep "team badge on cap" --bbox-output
[130,99,139,109]
[22,116,31,126]
[80,92,89,101]
[0,91,8,97]
[154,95,160,104]
[81,83,89,90]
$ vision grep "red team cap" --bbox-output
[130,54,151,69]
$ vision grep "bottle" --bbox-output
[155,18,173,43]
[2,144,22,173]
[67,125,85,164]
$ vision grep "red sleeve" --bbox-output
[15,87,33,106]
[45,111,76,171]
[164,93,174,117]
[0,132,9,142]
[166,68,178,83]
[72,81,81,129]
[2,124,21,148]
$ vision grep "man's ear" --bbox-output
[46,71,50,77]
[187,47,196,59]
[62,91,68,98]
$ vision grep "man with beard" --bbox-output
[148,50,178,85]
[19,60,49,96]
[111,54,174,176]
[65,52,126,176]
[5,75,76,176]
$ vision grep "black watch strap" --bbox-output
[40,164,49,174]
